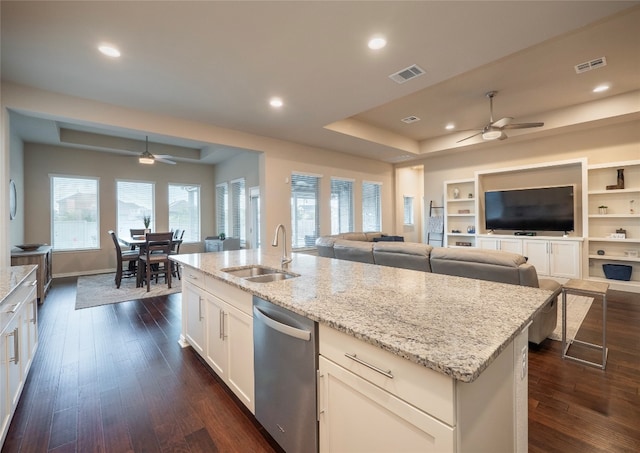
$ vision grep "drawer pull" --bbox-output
[344,353,393,379]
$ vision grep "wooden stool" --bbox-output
[561,279,609,369]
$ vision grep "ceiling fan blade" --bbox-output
[155,156,176,165]
[490,117,513,129]
[503,122,544,130]
[456,130,483,143]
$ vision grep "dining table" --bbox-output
[118,234,182,287]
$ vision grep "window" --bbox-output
[403,195,414,225]
[330,178,354,234]
[51,175,99,250]
[216,183,228,236]
[230,178,246,244]
[291,173,320,248]
[362,181,382,232]
[249,186,261,248]
[169,184,200,242]
[116,180,154,237]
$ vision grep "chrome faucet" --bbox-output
[272,223,292,268]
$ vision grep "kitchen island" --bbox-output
[171,249,558,452]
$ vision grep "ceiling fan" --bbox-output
[138,136,176,165]
[457,91,544,143]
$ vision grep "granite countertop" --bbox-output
[0,265,38,303]
[171,249,558,383]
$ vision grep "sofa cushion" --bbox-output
[315,236,338,258]
[430,247,539,287]
[333,239,374,264]
[373,235,405,242]
[339,232,369,242]
[373,242,433,272]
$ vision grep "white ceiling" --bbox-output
[2,1,639,164]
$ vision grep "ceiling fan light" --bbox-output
[139,156,154,164]
[482,129,503,140]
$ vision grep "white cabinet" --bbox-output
[523,239,581,279]
[586,160,640,291]
[180,267,255,413]
[1,267,38,447]
[477,235,582,280]
[443,179,476,248]
[318,324,529,453]
[478,237,523,254]
[183,271,206,355]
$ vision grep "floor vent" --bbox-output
[401,115,421,124]
[389,64,425,84]
[574,56,607,74]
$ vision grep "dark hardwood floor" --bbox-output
[2,277,639,452]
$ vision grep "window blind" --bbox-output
[330,178,354,234]
[51,176,99,250]
[291,174,320,248]
[169,184,200,242]
[362,181,382,232]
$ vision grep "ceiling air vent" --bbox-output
[574,56,607,74]
[389,64,425,84]
[401,116,421,124]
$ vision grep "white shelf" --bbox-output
[589,214,640,219]
[446,198,475,203]
[448,213,475,217]
[588,237,640,243]
[588,188,640,195]
[448,233,475,237]
[588,254,639,263]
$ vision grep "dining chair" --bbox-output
[108,230,139,288]
[137,232,173,292]
[170,229,186,279]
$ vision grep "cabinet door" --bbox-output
[183,283,205,355]
[225,303,254,412]
[205,293,227,378]
[21,285,38,372]
[318,356,454,453]
[477,238,498,250]
[0,325,10,438]
[549,241,581,279]
[498,239,523,254]
[523,240,550,276]
[4,315,23,411]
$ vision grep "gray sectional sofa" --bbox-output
[315,232,560,344]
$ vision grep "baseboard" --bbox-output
[53,268,115,279]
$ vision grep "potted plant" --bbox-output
[143,215,151,231]
[219,232,226,240]
[598,205,608,215]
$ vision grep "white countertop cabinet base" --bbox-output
[318,324,529,453]
[180,266,255,413]
[1,267,38,447]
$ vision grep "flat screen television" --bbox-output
[484,185,575,232]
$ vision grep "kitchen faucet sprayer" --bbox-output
[272,224,292,267]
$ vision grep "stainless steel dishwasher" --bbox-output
[253,296,318,453]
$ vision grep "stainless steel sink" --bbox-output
[221,265,280,278]
[245,272,298,283]
[221,265,298,283]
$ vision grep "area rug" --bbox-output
[547,294,593,341]
[75,273,182,310]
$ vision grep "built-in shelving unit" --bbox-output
[586,160,640,291]
[443,179,476,248]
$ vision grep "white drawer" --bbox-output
[205,275,253,316]
[182,267,205,289]
[319,324,455,426]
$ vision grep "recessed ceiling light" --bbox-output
[269,97,283,108]
[368,36,387,50]
[593,84,610,93]
[445,123,455,130]
[98,44,121,58]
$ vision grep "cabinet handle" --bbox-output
[344,353,394,379]
[219,309,224,339]
[8,327,20,364]
[27,280,37,287]
[32,299,37,324]
[317,369,325,421]
[7,303,20,314]
[222,312,228,340]
[198,296,203,321]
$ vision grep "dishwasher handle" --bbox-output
[253,306,311,341]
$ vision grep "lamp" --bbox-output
[139,136,155,164]
[482,129,504,140]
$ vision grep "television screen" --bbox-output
[485,185,575,232]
